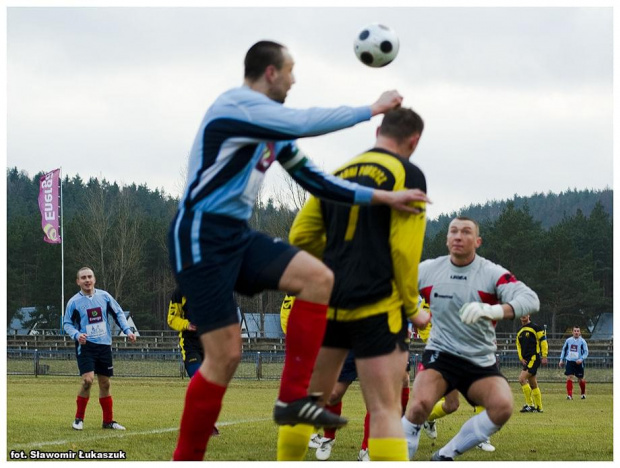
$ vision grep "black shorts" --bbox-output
[322,308,408,359]
[170,214,299,335]
[76,341,114,377]
[565,361,585,378]
[522,355,541,376]
[420,350,506,406]
[338,351,358,383]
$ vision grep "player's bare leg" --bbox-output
[278,347,348,461]
[172,324,241,460]
[73,371,95,430]
[274,252,348,427]
[402,368,448,459]
[356,347,409,460]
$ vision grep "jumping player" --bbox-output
[168,40,429,461]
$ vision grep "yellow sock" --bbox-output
[368,438,408,461]
[473,405,484,414]
[532,387,543,410]
[276,424,313,461]
[428,398,448,422]
[521,383,533,406]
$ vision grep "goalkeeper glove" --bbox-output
[459,302,504,324]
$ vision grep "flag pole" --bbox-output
[60,167,65,334]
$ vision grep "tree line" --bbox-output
[6,167,612,337]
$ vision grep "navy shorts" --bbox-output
[338,351,358,383]
[170,213,299,335]
[420,350,505,406]
[322,308,408,359]
[565,361,585,378]
[76,341,114,377]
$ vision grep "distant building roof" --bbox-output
[241,313,283,339]
[8,307,37,335]
[590,313,613,341]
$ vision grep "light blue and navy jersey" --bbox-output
[560,337,589,363]
[63,289,132,346]
[171,86,374,273]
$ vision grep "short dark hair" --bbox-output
[76,266,95,279]
[378,108,424,143]
[453,216,480,236]
[244,41,286,81]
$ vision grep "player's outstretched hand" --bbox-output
[127,332,137,342]
[370,90,403,116]
[372,188,430,213]
[459,302,504,324]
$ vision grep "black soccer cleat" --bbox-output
[520,404,534,413]
[430,451,454,461]
[273,394,348,428]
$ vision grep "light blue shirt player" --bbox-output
[64,289,133,346]
[172,85,376,273]
[560,335,589,363]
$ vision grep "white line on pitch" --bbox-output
[11,418,273,450]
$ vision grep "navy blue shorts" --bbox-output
[170,213,299,335]
[338,351,358,383]
[565,361,585,378]
[76,341,114,377]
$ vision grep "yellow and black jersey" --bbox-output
[167,288,203,362]
[289,148,427,321]
[516,321,548,361]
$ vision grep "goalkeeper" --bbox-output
[277,107,430,461]
[401,217,540,461]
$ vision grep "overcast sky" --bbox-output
[6,5,614,219]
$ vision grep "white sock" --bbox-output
[401,415,422,460]
[439,410,501,459]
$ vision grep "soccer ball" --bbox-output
[353,23,400,68]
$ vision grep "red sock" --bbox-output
[361,411,370,450]
[323,401,342,439]
[76,396,89,420]
[567,380,573,397]
[278,298,328,402]
[401,386,410,416]
[99,396,113,424]
[579,380,586,395]
[173,372,227,461]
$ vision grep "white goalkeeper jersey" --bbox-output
[420,254,540,367]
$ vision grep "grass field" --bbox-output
[6,376,613,461]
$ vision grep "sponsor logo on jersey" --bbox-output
[87,307,103,324]
[433,292,453,299]
[256,143,276,173]
[450,275,468,280]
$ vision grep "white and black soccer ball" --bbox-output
[354,23,400,68]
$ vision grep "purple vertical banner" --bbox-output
[38,169,62,244]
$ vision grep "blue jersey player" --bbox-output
[63,267,136,431]
[168,40,430,461]
[559,326,589,399]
